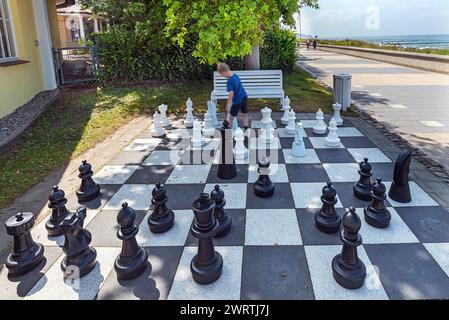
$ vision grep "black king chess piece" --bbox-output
[5,212,45,277]
[115,202,149,280]
[217,120,237,180]
[253,157,275,198]
[76,160,101,203]
[353,158,373,201]
[211,185,232,237]
[388,149,412,203]
[364,178,391,228]
[190,193,223,285]
[46,186,70,237]
[315,182,341,234]
[148,183,175,234]
[60,207,97,278]
[332,207,366,290]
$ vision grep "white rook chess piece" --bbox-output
[281,96,291,124]
[313,108,327,135]
[151,112,165,137]
[207,101,218,127]
[331,102,343,126]
[285,109,296,135]
[259,107,274,144]
[292,122,306,157]
[158,104,170,127]
[192,120,206,148]
[234,127,248,160]
[202,112,216,136]
[184,98,194,128]
[325,119,341,147]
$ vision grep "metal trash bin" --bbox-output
[333,74,352,111]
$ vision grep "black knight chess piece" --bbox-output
[364,178,391,228]
[217,120,237,180]
[315,182,341,234]
[46,186,70,237]
[388,149,412,203]
[5,212,45,277]
[332,207,366,290]
[148,183,175,233]
[353,158,373,201]
[115,202,149,280]
[190,193,223,285]
[253,157,275,198]
[211,185,232,237]
[76,160,101,203]
[60,207,97,278]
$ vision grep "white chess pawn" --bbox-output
[259,107,274,144]
[234,128,248,160]
[313,108,327,135]
[325,120,341,147]
[285,109,296,135]
[331,102,343,126]
[202,112,216,136]
[207,100,219,127]
[281,107,290,125]
[184,98,194,128]
[191,120,206,148]
[151,112,165,137]
[292,122,306,157]
[158,104,170,127]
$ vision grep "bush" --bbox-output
[260,29,297,72]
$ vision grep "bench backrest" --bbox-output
[213,70,283,92]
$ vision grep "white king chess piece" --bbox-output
[313,108,327,135]
[292,122,307,157]
[158,104,170,127]
[202,112,216,136]
[234,127,248,160]
[151,112,165,137]
[207,100,219,127]
[325,119,342,147]
[191,119,206,148]
[259,107,274,144]
[331,102,343,126]
[285,109,296,135]
[281,96,291,124]
[184,98,195,128]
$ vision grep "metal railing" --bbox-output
[53,46,98,85]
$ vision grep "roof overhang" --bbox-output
[56,0,76,8]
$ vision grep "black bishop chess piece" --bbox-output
[190,193,223,285]
[364,178,391,228]
[148,183,175,234]
[253,157,275,198]
[46,186,70,237]
[60,207,97,278]
[5,212,45,277]
[388,149,412,203]
[217,120,237,180]
[211,185,232,237]
[332,207,366,290]
[353,158,373,201]
[315,182,341,234]
[76,160,101,203]
[115,202,149,280]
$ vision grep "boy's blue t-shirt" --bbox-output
[227,74,247,105]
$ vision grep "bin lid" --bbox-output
[333,73,352,79]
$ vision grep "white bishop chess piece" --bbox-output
[285,109,296,135]
[325,119,341,147]
[158,104,170,127]
[259,107,274,144]
[292,122,307,157]
[184,98,195,128]
[202,112,216,137]
[234,127,248,160]
[151,112,165,137]
[313,108,327,135]
[331,102,343,126]
[191,119,206,148]
[281,96,291,124]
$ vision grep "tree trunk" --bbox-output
[244,45,260,70]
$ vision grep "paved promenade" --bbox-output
[298,49,449,174]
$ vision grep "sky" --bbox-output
[299,0,449,38]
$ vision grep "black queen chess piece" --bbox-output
[46,186,70,237]
[217,120,237,180]
[60,207,97,278]
[315,182,341,234]
[76,160,101,203]
[190,193,223,285]
[388,149,412,203]
[115,202,149,280]
[364,178,391,229]
[148,183,175,234]
[211,185,232,237]
[332,207,366,290]
[253,157,275,198]
[5,212,45,277]
[353,158,374,201]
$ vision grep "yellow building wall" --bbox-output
[47,0,61,48]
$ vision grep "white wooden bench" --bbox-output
[211,70,285,106]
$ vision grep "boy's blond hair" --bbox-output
[217,62,230,73]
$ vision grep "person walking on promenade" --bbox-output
[313,36,318,50]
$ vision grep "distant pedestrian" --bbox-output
[313,36,318,50]
[306,39,310,50]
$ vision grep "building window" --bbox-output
[0,0,16,61]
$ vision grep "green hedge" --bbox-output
[260,29,297,72]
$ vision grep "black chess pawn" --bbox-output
[353,158,373,201]
[315,182,341,234]
[364,178,391,228]
[332,207,366,290]
[253,157,275,198]
[46,186,70,237]
[389,149,412,203]
[217,120,237,180]
[115,202,149,280]
[60,207,97,278]
[148,183,175,234]
[5,212,45,277]
[76,160,101,203]
[190,193,223,285]
[211,185,232,237]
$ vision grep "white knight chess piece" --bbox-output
[313,108,327,135]
[331,102,343,126]
[207,100,219,127]
[151,112,165,137]
[325,119,341,147]
[158,104,170,127]
[281,96,291,124]
[184,98,195,128]
[192,119,206,148]
[292,122,306,157]
[285,109,296,135]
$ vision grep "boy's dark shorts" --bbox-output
[230,96,248,117]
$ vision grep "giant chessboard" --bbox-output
[2,112,449,300]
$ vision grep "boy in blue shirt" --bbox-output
[217,63,249,131]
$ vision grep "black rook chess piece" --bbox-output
[5,212,45,277]
[148,183,175,234]
[315,182,341,234]
[217,120,237,180]
[332,207,366,290]
[115,202,149,280]
[190,193,223,285]
[46,186,70,237]
[60,207,97,278]
[388,149,412,203]
[364,178,391,228]
[253,157,275,198]
[76,160,101,203]
[211,185,232,237]
[353,158,373,201]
